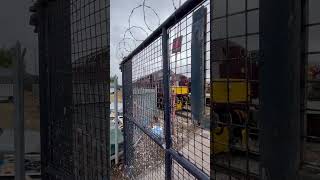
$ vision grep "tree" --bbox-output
[0,47,13,68]
[0,41,27,70]
[12,41,27,74]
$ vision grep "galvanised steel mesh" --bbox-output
[302,0,320,170]
[31,0,110,179]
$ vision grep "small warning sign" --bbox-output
[172,36,183,54]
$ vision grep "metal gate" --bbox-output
[29,0,110,179]
[121,0,210,179]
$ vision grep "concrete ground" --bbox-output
[118,106,263,179]
[118,108,210,180]
[172,114,210,175]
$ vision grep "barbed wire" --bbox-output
[116,37,137,59]
[171,0,182,10]
[141,0,161,31]
[116,0,183,62]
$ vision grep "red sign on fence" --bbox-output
[172,36,183,54]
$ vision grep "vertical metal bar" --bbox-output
[121,60,133,176]
[260,0,301,179]
[106,1,111,178]
[46,3,53,176]
[300,0,309,166]
[14,42,25,180]
[37,2,49,178]
[244,0,250,178]
[114,76,119,164]
[63,0,74,176]
[209,0,214,178]
[162,27,172,180]
[120,64,127,166]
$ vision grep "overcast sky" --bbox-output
[0,0,185,78]
[0,0,319,79]
[111,0,320,83]
[0,0,38,75]
[111,0,186,82]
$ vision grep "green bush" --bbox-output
[0,48,13,68]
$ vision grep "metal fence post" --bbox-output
[40,3,49,178]
[114,76,119,164]
[34,2,49,178]
[209,0,214,178]
[260,0,301,179]
[121,60,133,176]
[13,42,25,180]
[162,27,172,180]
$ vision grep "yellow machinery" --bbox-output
[212,79,250,154]
[171,86,189,95]
[212,127,230,154]
[212,126,248,155]
[212,79,250,103]
[175,100,184,111]
[171,86,189,111]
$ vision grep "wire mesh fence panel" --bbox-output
[128,127,166,179]
[168,1,210,176]
[33,0,110,179]
[302,0,320,170]
[211,0,260,179]
[71,0,110,179]
[131,37,164,141]
[123,35,165,179]
[121,0,211,179]
[172,160,197,180]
